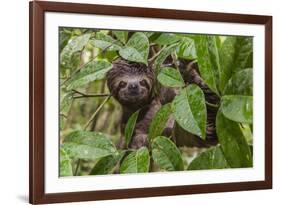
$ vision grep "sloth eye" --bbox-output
[119,81,127,88]
[140,79,149,88]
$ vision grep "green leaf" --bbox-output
[90,151,126,175]
[216,109,252,168]
[67,60,112,90]
[154,43,179,74]
[148,103,172,141]
[91,39,121,51]
[112,31,128,44]
[193,35,221,95]
[223,68,253,96]
[60,91,73,130]
[120,147,150,173]
[119,32,149,65]
[60,91,73,114]
[153,33,180,45]
[219,36,253,92]
[151,136,184,171]
[125,110,140,147]
[240,123,253,145]
[188,146,229,170]
[172,85,207,139]
[62,131,117,160]
[143,32,154,38]
[60,33,91,69]
[119,47,147,65]
[60,148,73,176]
[157,67,185,88]
[176,37,197,60]
[221,95,253,124]
[92,32,122,51]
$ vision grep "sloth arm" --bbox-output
[134,99,161,135]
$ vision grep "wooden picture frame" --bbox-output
[29,1,272,204]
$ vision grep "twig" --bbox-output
[83,95,111,130]
[73,94,110,99]
[72,89,110,99]
[171,52,180,71]
[148,45,167,63]
[59,113,67,118]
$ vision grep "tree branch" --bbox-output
[72,89,110,99]
[148,45,167,63]
[83,95,111,130]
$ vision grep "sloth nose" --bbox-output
[128,83,139,90]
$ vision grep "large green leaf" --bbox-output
[120,147,150,174]
[172,85,207,139]
[90,151,125,175]
[119,47,147,65]
[60,33,91,69]
[62,131,117,160]
[91,40,121,51]
[188,146,229,170]
[148,103,172,141]
[221,95,253,124]
[67,60,112,90]
[151,136,184,171]
[153,33,181,45]
[176,37,197,60]
[125,110,140,147]
[216,110,252,168]
[193,35,221,95]
[59,148,73,176]
[223,68,253,96]
[119,32,149,65]
[112,31,128,44]
[91,32,122,51]
[219,36,253,92]
[157,67,185,88]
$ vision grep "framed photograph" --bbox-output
[29,1,272,204]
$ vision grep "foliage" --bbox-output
[59,28,253,176]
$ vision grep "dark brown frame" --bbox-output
[29,1,272,204]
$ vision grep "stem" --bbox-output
[83,95,111,130]
[74,159,81,176]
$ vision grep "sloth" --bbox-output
[107,58,218,149]
[107,59,165,149]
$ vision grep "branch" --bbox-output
[148,45,167,63]
[83,95,111,130]
[72,89,110,99]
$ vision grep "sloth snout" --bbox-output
[128,83,140,95]
[128,83,139,90]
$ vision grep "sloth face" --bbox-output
[107,60,154,107]
[116,76,151,104]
